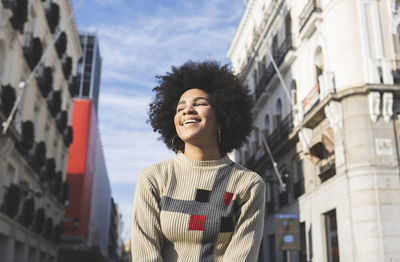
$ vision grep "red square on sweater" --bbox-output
[224,192,234,206]
[188,215,205,231]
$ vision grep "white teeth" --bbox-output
[184,119,200,125]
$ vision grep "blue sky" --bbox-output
[71,0,246,241]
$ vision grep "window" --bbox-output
[274,98,282,128]
[268,234,276,262]
[291,80,297,105]
[293,158,304,198]
[253,70,258,88]
[325,209,340,262]
[299,222,307,262]
[264,114,270,137]
[314,47,324,86]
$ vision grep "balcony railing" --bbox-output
[299,0,322,32]
[245,113,293,172]
[0,84,16,118]
[391,60,400,84]
[45,1,60,34]
[55,31,67,58]
[318,158,336,183]
[2,0,28,33]
[36,66,53,98]
[255,36,293,101]
[62,55,72,80]
[23,33,43,71]
[266,113,293,150]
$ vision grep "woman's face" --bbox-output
[174,88,219,148]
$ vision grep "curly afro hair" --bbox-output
[148,60,254,155]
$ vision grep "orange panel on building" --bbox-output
[64,99,98,241]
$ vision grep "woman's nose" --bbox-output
[182,105,195,114]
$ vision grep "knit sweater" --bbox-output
[131,153,266,262]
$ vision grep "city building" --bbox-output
[109,197,124,262]
[59,32,113,261]
[228,0,400,261]
[74,32,102,112]
[0,0,82,261]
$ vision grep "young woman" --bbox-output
[131,60,266,261]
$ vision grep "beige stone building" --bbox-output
[0,0,81,261]
[228,0,400,261]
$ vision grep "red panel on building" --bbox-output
[64,99,98,241]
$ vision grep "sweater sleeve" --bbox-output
[131,171,164,262]
[223,179,266,262]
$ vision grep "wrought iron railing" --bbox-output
[318,158,336,183]
[245,113,293,172]
[255,36,293,101]
[45,2,60,34]
[23,33,43,71]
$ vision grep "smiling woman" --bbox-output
[131,60,266,261]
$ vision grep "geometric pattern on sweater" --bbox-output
[160,163,237,261]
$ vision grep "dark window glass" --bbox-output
[268,234,276,262]
[325,209,340,262]
[82,80,90,96]
[299,222,307,262]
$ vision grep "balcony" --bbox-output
[244,114,293,173]
[45,1,60,34]
[36,66,53,98]
[266,113,293,150]
[2,0,28,33]
[62,55,72,80]
[55,31,67,58]
[391,60,400,84]
[255,36,293,101]
[63,126,73,147]
[299,0,322,37]
[0,84,16,118]
[318,158,336,183]
[23,33,43,71]
[46,90,61,117]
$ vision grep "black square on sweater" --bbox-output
[220,216,234,232]
[195,189,210,202]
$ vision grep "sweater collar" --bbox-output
[175,153,232,168]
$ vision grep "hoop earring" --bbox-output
[218,129,221,144]
[171,135,181,153]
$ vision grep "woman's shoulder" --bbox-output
[138,156,176,185]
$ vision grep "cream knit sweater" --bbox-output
[131,153,266,261]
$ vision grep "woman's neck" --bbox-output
[183,143,222,161]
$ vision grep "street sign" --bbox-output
[276,214,301,251]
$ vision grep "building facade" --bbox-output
[0,0,82,261]
[74,32,102,112]
[228,0,400,261]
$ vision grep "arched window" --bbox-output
[264,114,270,137]
[274,98,282,128]
[314,46,324,86]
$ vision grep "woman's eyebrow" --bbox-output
[177,97,209,106]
